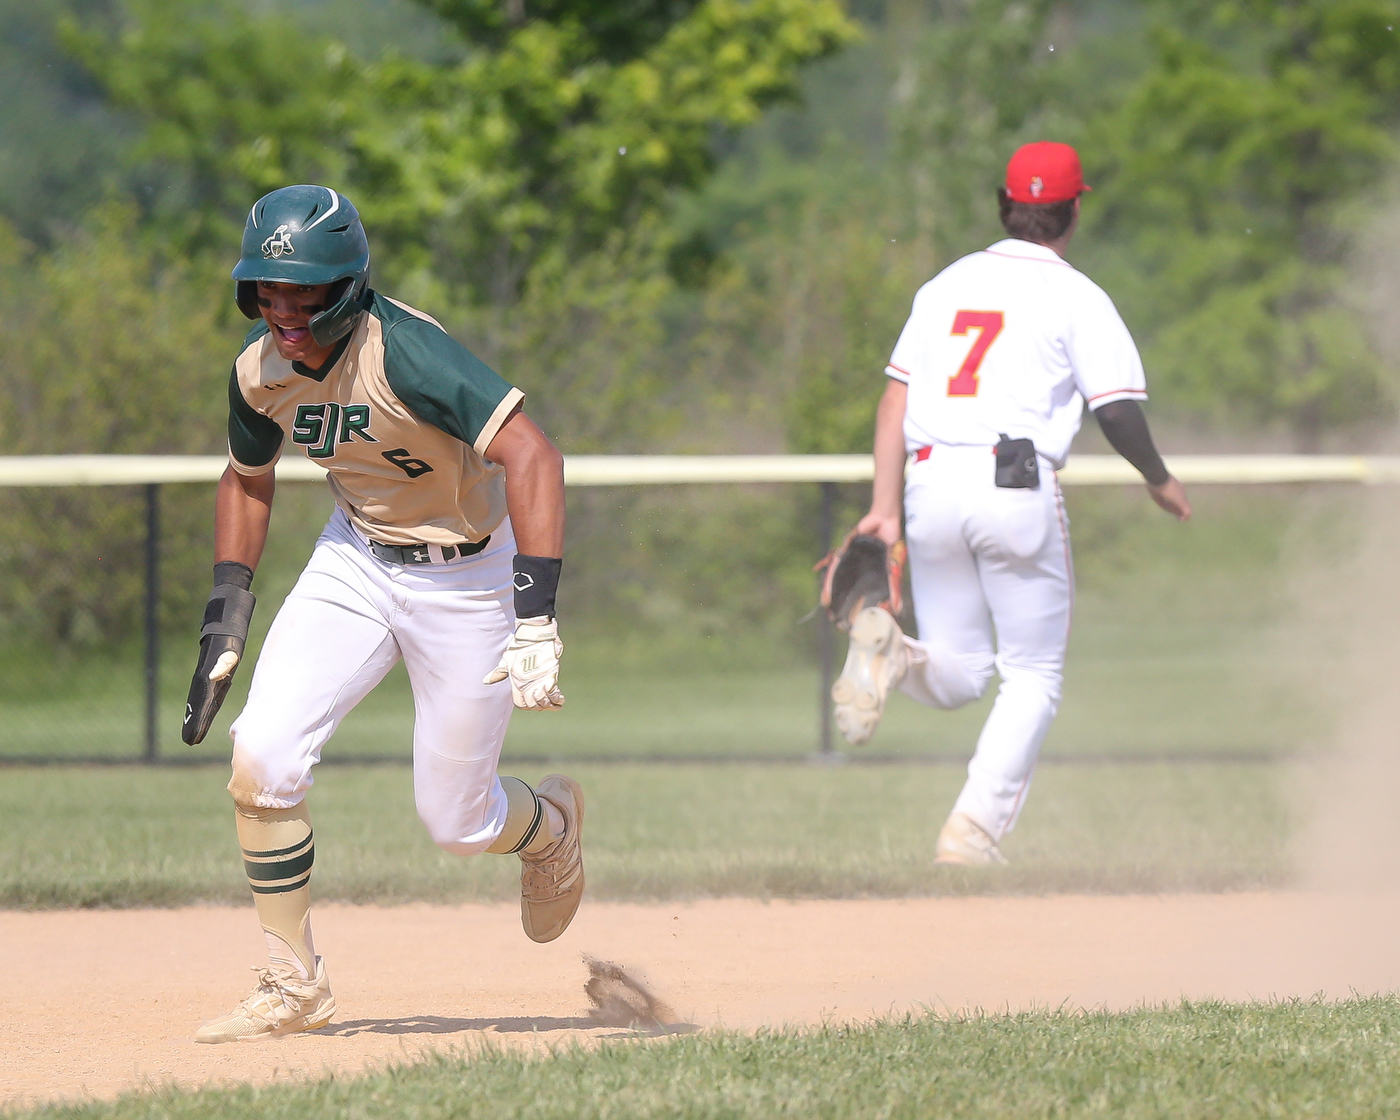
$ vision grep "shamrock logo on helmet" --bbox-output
[261,224,296,259]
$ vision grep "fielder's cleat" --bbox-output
[934,812,1009,867]
[831,606,908,746]
[193,957,336,1044]
[520,774,585,943]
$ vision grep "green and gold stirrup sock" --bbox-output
[235,803,317,980]
[486,776,565,856]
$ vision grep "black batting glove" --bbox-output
[182,561,256,745]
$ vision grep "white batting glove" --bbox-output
[483,616,565,710]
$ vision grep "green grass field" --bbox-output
[0,573,1318,764]
[0,646,1313,763]
[13,998,1400,1119]
[0,759,1291,908]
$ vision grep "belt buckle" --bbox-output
[370,536,486,565]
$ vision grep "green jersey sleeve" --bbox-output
[227,366,284,469]
[381,313,522,455]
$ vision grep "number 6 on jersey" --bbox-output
[947,311,1004,397]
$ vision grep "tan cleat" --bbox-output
[194,957,336,1044]
[520,774,585,943]
[934,812,1009,867]
[832,606,908,746]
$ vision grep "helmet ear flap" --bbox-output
[308,275,368,347]
[235,280,261,321]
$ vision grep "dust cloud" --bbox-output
[583,955,690,1032]
[1291,194,1400,893]
[1282,190,1400,890]
[1290,485,1400,895]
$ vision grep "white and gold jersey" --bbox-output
[228,291,523,546]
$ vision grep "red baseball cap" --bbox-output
[1004,142,1090,204]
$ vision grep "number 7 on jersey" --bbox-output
[947,311,1004,397]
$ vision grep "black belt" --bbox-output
[368,535,491,565]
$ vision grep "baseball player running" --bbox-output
[835,142,1191,865]
[184,185,583,1043]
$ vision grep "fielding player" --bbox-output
[183,184,583,1043]
[835,142,1191,865]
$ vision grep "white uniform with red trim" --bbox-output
[884,238,1147,840]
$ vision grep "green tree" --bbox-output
[0,0,137,243]
[64,0,855,305]
[730,0,1069,455]
[1085,0,1400,445]
[0,208,237,646]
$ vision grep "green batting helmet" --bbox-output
[233,185,371,347]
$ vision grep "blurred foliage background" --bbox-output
[2,0,1400,671]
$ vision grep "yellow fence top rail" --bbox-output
[0,453,1394,487]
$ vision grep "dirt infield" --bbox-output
[4,892,1399,1106]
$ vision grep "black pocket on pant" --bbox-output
[995,434,1040,489]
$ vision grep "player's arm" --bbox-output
[183,467,278,745]
[855,377,909,546]
[215,466,276,569]
[482,405,568,711]
[1068,281,1190,522]
[484,405,565,559]
[183,368,283,745]
[1092,399,1191,521]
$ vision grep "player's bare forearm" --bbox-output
[486,408,565,557]
[214,465,275,570]
[856,378,908,545]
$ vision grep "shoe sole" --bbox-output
[832,609,900,746]
[934,814,1009,867]
[523,775,585,944]
[934,852,1008,867]
[934,842,1008,868]
[268,999,337,1039]
[222,1017,335,1044]
[197,998,337,1045]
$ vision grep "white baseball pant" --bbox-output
[228,506,517,855]
[897,444,1073,840]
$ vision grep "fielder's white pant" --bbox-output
[898,444,1072,840]
[228,507,516,855]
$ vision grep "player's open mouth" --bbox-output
[276,325,311,345]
